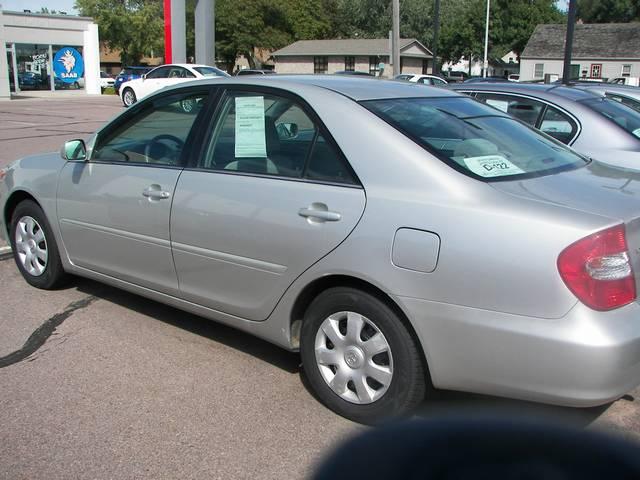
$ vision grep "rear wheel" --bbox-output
[300,287,426,424]
[9,200,67,289]
[122,87,137,107]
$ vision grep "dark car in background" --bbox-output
[114,66,153,93]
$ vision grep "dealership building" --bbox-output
[0,8,101,99]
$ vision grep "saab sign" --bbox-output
[53,47,84,83]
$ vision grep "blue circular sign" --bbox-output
[53,47,84,83]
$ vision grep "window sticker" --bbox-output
[485,99,509,113]
[235,96,267,158]
[541,120,572,133]
[633,128,640,138]
[463,155,525,178]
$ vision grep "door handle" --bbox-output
[142,187,171,200]
[298,204,341,223]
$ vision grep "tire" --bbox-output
[300,287,426,424]
[122,87,137,107]
[9,200,67,290]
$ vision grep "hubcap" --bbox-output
[15,215,48,277]
[124,91,134,105]
[315,311,393,405]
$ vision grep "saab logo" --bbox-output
[53,47,84,83]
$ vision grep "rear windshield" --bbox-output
[581,97,640,139]
[193,66,229,77]
[362,97,587,181]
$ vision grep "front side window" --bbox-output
[344,56,355,71]
[363,97,587,181]
[146,66,171,79]
[581,97,640,139]
[314,56,328,74]
[92,91,208,165]
[534,63,544,79]
[203,91,356,184]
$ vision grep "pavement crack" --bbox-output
[0,295,97,368]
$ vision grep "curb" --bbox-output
[0,245,12,260]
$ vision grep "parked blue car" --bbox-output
[114,66,153,93]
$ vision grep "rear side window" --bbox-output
[539,107,577,144]
[606,93,640,113]
[203,91,357,184]
[475,94,544,126]
[363,97,587,181]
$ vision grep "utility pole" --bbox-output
[432,0,440,75]
[392,0,400,76]
[562,0,578,84]
[482,0,490,78]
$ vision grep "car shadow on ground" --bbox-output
[74,277,618,427]
[74,278,301,374]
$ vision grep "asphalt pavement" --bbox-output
[1,94,640,479]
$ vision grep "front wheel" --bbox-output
[122,87,137,107]
[300,287,427,424]
[9,200,67,289]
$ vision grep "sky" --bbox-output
[1,0,77,14]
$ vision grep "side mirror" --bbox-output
[141,74,147,80]
[61,139,87,161]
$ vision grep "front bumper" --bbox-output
[397,295,640,407]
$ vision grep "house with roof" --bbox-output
[520,23,640,82]
[271,38,433,78]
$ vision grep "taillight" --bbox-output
[558,224,636,311]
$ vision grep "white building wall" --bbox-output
[520,58,640,81]
[0,8,10,100]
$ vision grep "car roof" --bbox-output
[449,82,603,101]
[244,75,461,101]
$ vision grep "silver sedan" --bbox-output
[2,76,640,423]
[449,82,640,171]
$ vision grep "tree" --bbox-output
[577,0,640,23]
[74,0,164,65]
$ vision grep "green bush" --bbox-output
[102,87,116,95]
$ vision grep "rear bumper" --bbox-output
[397,295,640,407]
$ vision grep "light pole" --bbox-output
[483,0,490,78]
[432,0,440,75]
[562,0,578,84]
[392,0,400,76]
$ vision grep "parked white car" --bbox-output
[99,71,115,92]
[119,64,229,106]
[394,74,448,86]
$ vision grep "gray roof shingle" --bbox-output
[522,23,640,60]
[272,38,432,57]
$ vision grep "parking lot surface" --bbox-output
[1,95,640,479]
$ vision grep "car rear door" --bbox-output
[57,88,211,295]
[170,87,366,321]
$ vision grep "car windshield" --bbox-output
[362,97,587,181]
[581,97,640,139]
[194,66,229,77]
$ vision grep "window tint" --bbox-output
[305,134,355,184]
[581,97,640,139]
[607,93,640,113]
[168,67,195,78]
[416,77,431,85]
[194,66,228,77]
[204,92,356,184]
[539,107,577,144]
[146,66,171,79]
[92,91,208,165]
[432,78,447,86]
[363,97,587,181]
[475,94,544,126]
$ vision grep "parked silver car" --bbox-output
[449,82,640,170]
[2,76,640,423]
[572,83,640,113]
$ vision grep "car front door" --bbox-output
[171,88,366,320]
[57,88,211,295]
[137,65,172,100]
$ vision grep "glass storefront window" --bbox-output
[12,43,85,92]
